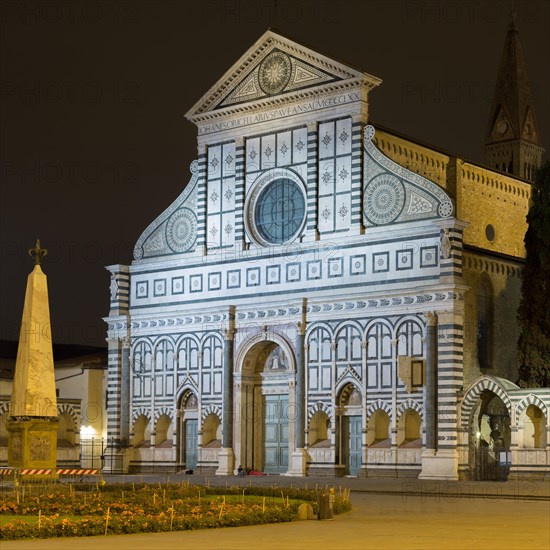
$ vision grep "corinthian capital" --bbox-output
[425,311,438,327]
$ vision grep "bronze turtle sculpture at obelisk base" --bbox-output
[7,240,59,479]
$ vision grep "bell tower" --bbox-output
[484,11,545,181]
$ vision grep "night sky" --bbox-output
[1,0,549,348]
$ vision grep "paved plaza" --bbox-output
[2,476,549,550]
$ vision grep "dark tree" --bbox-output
[517,161,550,387]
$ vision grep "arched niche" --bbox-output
[155,414,173,447]
[133,415,151,448]
[367,409,391,448]
[308,410,330,448]
[397,409,422,448]
[202,413,221,448]
[521,405,547,449]
[57,412,76,448]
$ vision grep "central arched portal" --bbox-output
[236,338,296,474]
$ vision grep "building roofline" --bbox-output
[372,121,534,185]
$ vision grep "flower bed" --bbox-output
[0,482,351,540]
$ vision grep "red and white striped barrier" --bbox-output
[0,468,99,476]
[57,469,99,475]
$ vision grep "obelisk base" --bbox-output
[7,417,59,480]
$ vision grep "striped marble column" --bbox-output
[233,138,246,248]
[425,312,438,450]
[305,122,318,241]
[350,120,364,235]
[195,152,208,253]
[120,337,131,448]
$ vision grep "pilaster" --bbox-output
[303,121,319,242]
[216,305,236,475]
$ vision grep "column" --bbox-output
[361,340,368,476]
[217,306,236,475]
[391,339,398,474]
[287,299,308,476]
[120,337,131,448]
[425,311,438,451]
[295,325,306,449]
[222,330,234,448]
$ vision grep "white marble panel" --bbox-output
[321,365,332,390]
[292,126,308,164]
[334,193,351,231]
[202,372,211,394]
[318,195,333,233]
[222,142,235,177]
[318,159,334,192]
[221,212,235,246]
[381,364,392,387]
[335,118,352,156]
[245,137,261,175]
[208,179,221,214]
[309,366,318,390]
[276,131,292,166]
[318,121,334,159]
[206,216,220,248]
[367,364,378,387]
[166,374,174,395]
[208,145,222,179]
[335,156,352,193]
[261,133,276,170]
[222,176,235,211]
[155,375,163,396]
[214,372,222,394]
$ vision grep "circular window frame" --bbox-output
[485,224,496,242]
[244,168,307,247]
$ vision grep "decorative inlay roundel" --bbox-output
[364,125,376,141]
[165,207,196,253]
[438,201,453,218]
[364,174,406,225]
[258,51,292,95]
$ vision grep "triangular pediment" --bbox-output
[216,48,339,109]
[489,105,516,142]
[521,107,540,144]
[186,30,380,121]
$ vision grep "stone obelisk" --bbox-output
[7,240,59,478]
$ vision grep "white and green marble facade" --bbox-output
[104,31,549,479]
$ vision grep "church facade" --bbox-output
[105,28,549,480]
